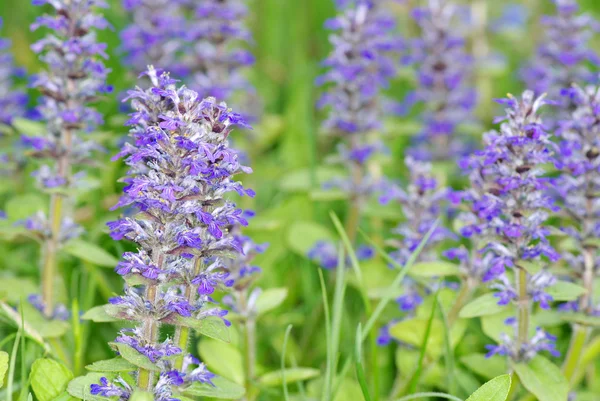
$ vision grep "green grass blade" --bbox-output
[437,296,457,395]
[407,287,441,393]
[355,324,372,401]
[330,211,362,282]
[319,269,332,401]
[360,219,439,338]
[394,392,463,401]
[282,325,293,401]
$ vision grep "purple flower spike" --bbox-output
[0,18,27,125]
[186,0,256,113]
[522,0,599,118]
[460,91,560,361]
[404,0,477,161]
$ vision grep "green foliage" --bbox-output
[62,239,119,267]
[286,220,335,256]
[409,261,460,277]
[67,373,111,401]
[0,351,8,388]
[176,316,231,343]
[180,376,245,399]
[198,339,244,385]
[513,356,569,401]
[459,293,505,318]
[255,287,288,316]
[465,374,511,401]
[258,368,320,386]
[111,342,161,372]
[85,357,136,373]
[30,359,74,401]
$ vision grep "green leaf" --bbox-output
[0,277,38,304]
[30,359,74,401]
[176,316,230,343]
[5,194,46,222]
[81,305,120,323]
[560,313,600,327]
[513,356,568,401]
[12,118,45,136]
[50,392,78,401]
[181,376,245,399]
[85,357,136,373]
[410,261,460,277]
[198,339,244,385]
[460,353,507,380]
[111,342,160,372]
[465,374,511,401]
[286,220,335,256]
[129,391,154,401]
[258,368,320,386]
[459,293,505,318]
[0,351,8,388]
[255,288,288,316]
[62,239,118,267]
[546,281,587,301]
[389,318,466,359]
[67,373,111,401]
[279,167,343,193]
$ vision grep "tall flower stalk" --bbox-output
[316,0,400,243]
[403,0,476,161]
[376,157,454,345]
[186,0,256,110]
[96,67,253,396]
[553,84,600,382]
[460,91,560,362]
[120,0,188,75]
[521,0,599,102]
[27,0,111,318]
[0,17,27,126]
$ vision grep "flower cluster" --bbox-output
[185,0,255,107]
[26,0,111,318]
[376,157,454,345]
[120,0,188,75]
[28,0,111,190]
[403,0,476,161]
[459,91,560,361]
[521,0,599,102]
[0,17,27,126]
[553,83,600,315]
[97,66,254,394]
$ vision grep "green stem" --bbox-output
[562,324,589,384]
[173,258,203,370]
[517,268,530,351]
[138,283,160,390]
[41,194,64,317]
[244,313,257,400]
[447,279,473,326]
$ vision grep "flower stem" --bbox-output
[507,371,521,401]
[447,279,473,326]
[41,187,64,317]
[173,257,203,371]
[244,314,257,399]
[516,267,530,351]
[563,324,589,384]
[138,253,163,390]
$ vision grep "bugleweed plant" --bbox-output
[3,1,600,401]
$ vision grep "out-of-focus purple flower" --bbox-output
[521,0,599,102]
[490,4,529,34]
[460,91,560,361]
[403,0,476,161]
[307,240,374,270]
[186,0,256,113]
[120,0,189,75]
[27,294,70,321]
[552,83,600,314]
[0,18,27,125]
[381,157,455,266]
[485,320,560,360]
